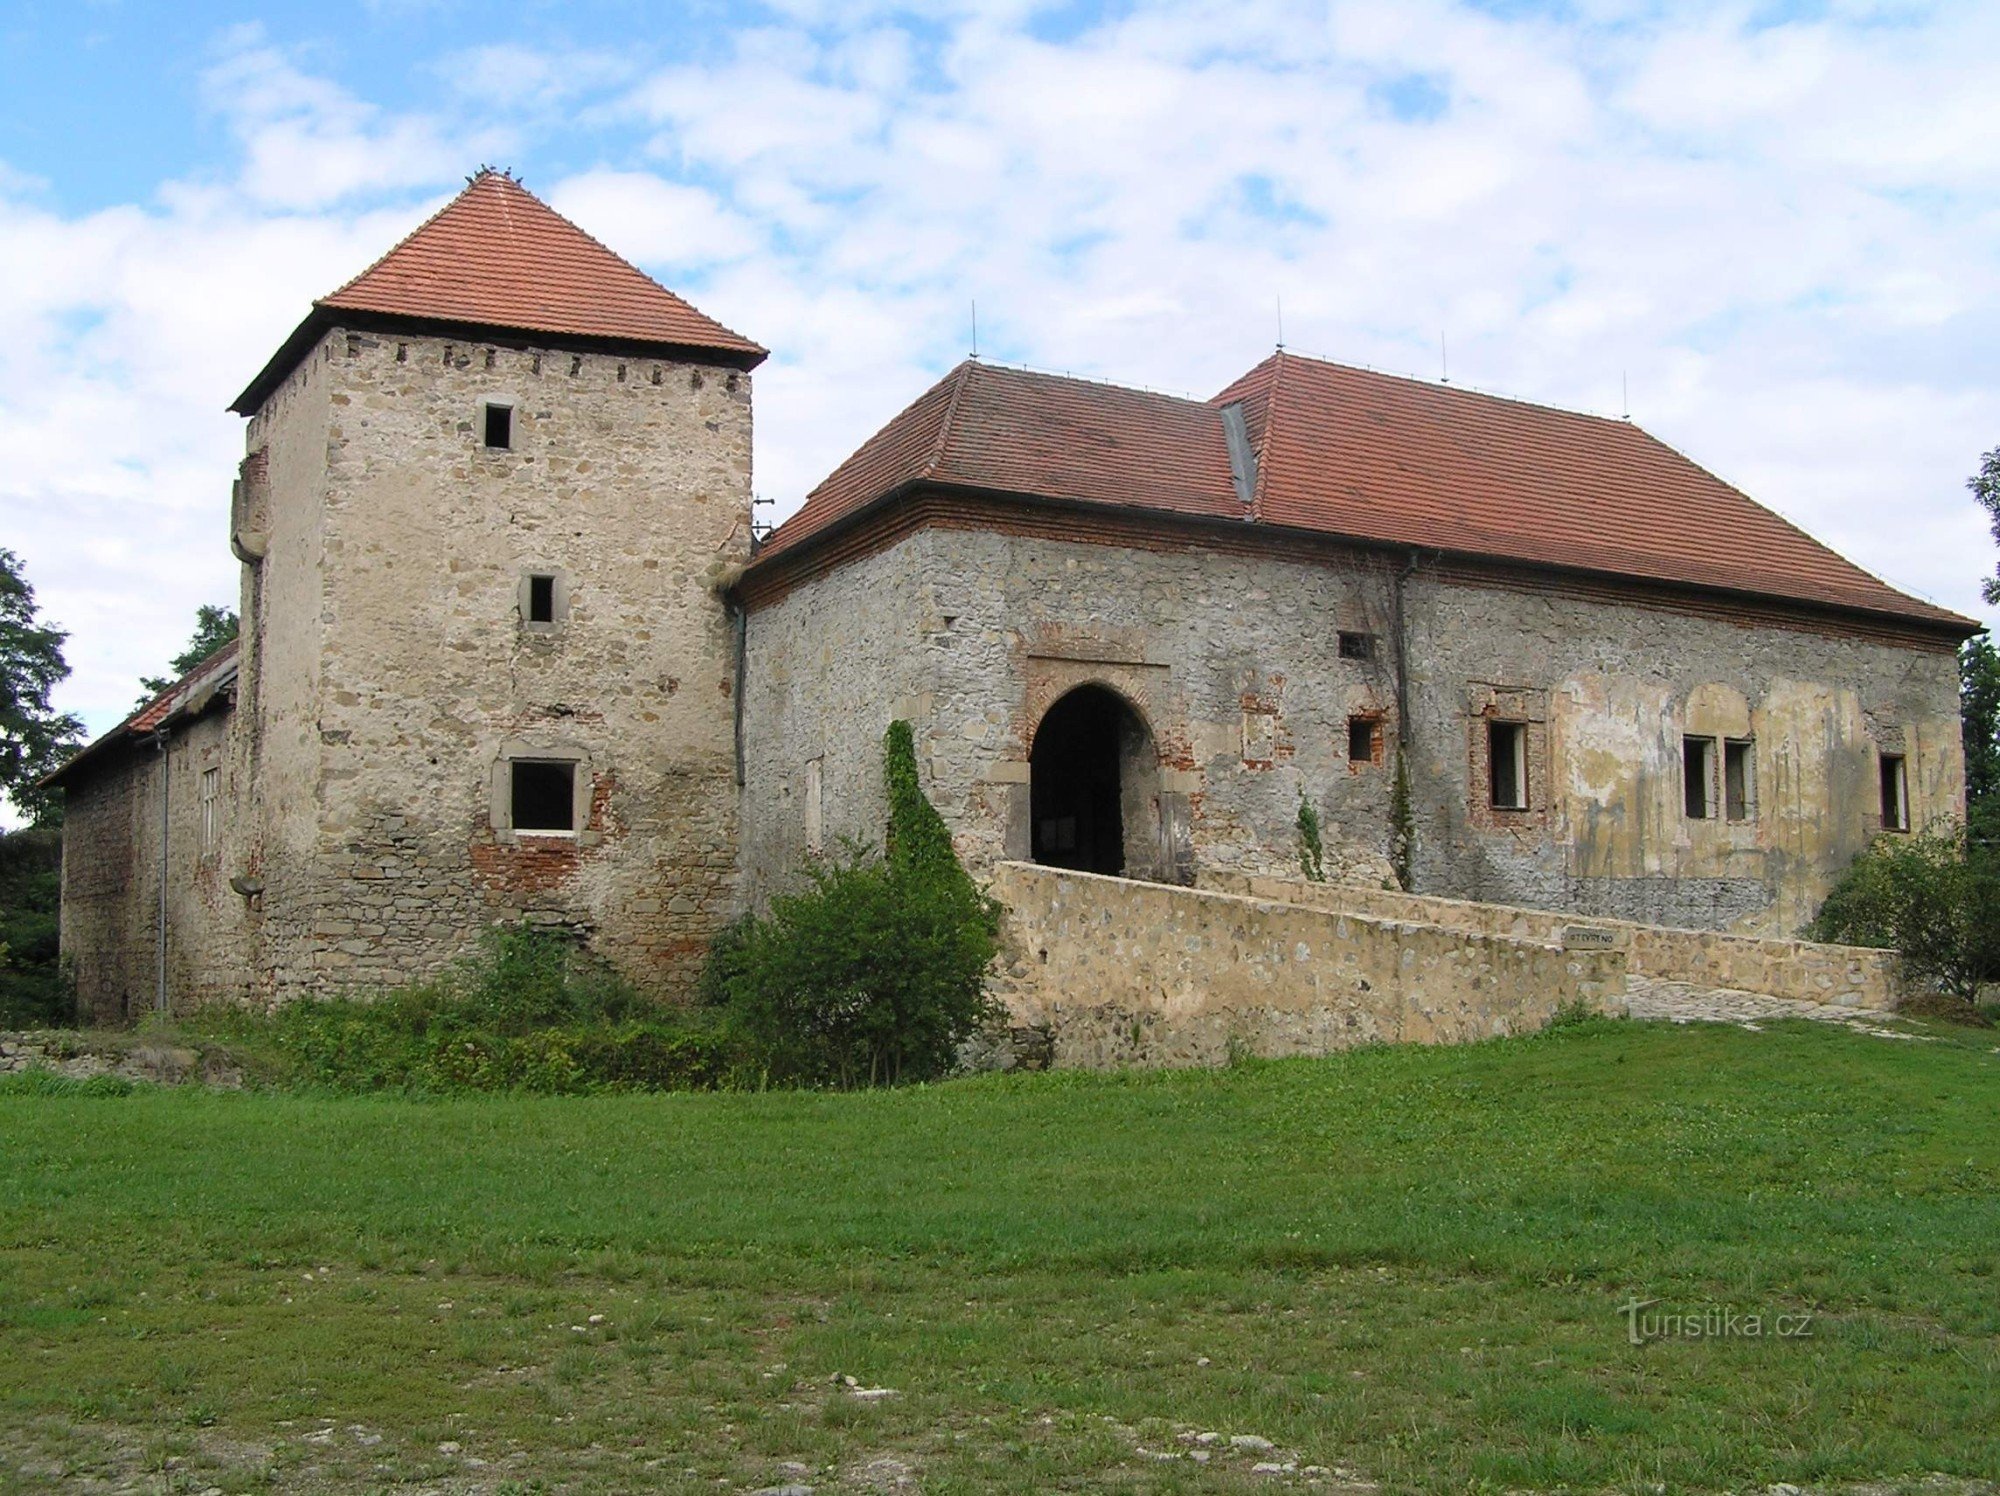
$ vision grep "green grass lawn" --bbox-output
[2,1016,1997,1494]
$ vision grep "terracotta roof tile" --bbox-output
[753,351,1972,633]
[43,639,240,788]
[233,170,763,412]
[756,361,1240,559]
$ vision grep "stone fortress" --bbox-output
[48,171,1979,1024]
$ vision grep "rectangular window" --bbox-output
[1488,720,1527,810]
[483,402,513,449]
[199,767,220,851]
[1724,739,1753,822]
[1347,716,1379,764]
[527,574,556,624]
[1879,753,1909,832]
[804,758,824,856]
[1337,631,1374,661]
[510,760,575,833]
[1683,736,1716,819]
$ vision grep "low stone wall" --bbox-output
[987,862,1625,1070]
[1196,872,1899,1010]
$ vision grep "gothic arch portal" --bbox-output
[1028,683,1166,879]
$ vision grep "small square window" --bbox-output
[1347,716,1379,764]
[510,760,575,833]
[1683,736,1716,819]
[1879,752,1909,833]
[483,402,513,450]
[1337,631,1374,661]
[1488,720,1527,810]
[1724,739,1753,821]
[527,574,555,624]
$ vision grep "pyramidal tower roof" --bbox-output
[232,169,765,413]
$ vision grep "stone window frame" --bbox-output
[489,739,597,844]
[1878,750,1910,834]
[1346,713,1385,768]
[1722,738,1756,823]
[1466,685,1550,830]
[198,766,221,857]
[517,567,571,633]
[479,392,520,453]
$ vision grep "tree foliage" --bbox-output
[0,549,83,827]
[703,721,1001,1087]
[138,604,238,706]
[1971,446,2000,608]
[0,825,67,1025]
[1963,633,2000,846]
[1809,824,2000,1005]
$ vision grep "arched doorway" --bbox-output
[1030,684,1161,877]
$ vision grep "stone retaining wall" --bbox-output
[988,862,1625,1069]
[1196,872,1899,1010]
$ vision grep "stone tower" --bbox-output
[224,170,765,1000]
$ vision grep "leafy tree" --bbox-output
[1972,446,2000,606]
[1809,824,2000,1006]
[138,604,238,705]
[0,549,83,827]
[1965,633,2000,847]
[0,825,66,1025]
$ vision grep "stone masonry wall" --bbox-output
[742,523,1963,938]
[1200,870,1900,1009]
[241,328,753,1000]
[59,710,256,1024]
[988,861,1625,1068]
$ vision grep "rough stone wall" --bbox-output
[1400,569,1965,934]
[988,862,1624,1068]
[238,328,752,1000]
[737,540,932,901]
[1201,870,1900,1009]
[58,710,255,1023]
[741,524,1962,937]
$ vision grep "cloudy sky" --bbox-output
[3,0,1997,763]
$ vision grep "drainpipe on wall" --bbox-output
[730,599,748,790]
[1389,550,1421,892]
[151,728,170,1014]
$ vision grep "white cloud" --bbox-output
[4,0,1998,799]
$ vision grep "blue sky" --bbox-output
[2,0,1997,793]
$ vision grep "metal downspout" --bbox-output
[152,728,169,1014]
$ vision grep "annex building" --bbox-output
[47,172,1980,1020]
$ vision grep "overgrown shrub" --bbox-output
[1296,792,1326,883]
[1809,824,2000,1004]
[192,924,743,1095]
[704,721,1001,1087]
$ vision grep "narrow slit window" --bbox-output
[510,760,575,833]
[483,402,513,450]
[1488,720,1527,810]
[527,574,556,624]
[1879,753,1909,832]
[1347,716,1378,764]
[1683,736,1716,819]
[1724,739,1753,821]
[1337,631,1374,661]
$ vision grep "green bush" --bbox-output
[705,721,1001,1087]
[1296,791,1326,882]
[1809,824,2000,1004]
[191,925,743,1095]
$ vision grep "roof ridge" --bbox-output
[925,360,976,481]
[1248,349,1289,522]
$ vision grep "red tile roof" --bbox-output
[42,639,240,788]
[233,170,763,413]
[756,360,1243,560]
[751,352,1974,633]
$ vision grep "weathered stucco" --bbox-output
[740,522,1964,936]
[988,862,1625,1068]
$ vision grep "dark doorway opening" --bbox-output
[1031,685,1146,875]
